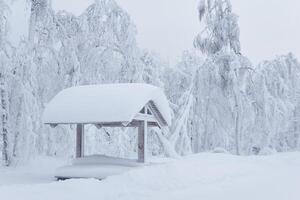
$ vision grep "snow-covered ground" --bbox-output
[0,152,300,200]
[0,157,68,186]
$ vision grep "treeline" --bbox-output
[0,0,299,166]
[164,0,300,155]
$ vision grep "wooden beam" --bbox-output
[138,122,145,162]
[94,121,159,128]
[148,101,167,127]
[134,113,157,122]
[144,117,148,162]
[50,124,58,128]
[76,124,84,158]
[95,124,102,129]
[46,120,160,128]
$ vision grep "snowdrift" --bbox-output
[55,155,143,179]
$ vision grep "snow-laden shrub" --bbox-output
[251,146,261,155]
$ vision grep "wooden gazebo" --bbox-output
[43,83,171,167]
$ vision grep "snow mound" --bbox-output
[72,155,141,167]
[212,147,229,154]
[1,153,300,200]
[43,83,171,125]
[55,164,136,180]
[0,156,67,186]
[55,155,142,179]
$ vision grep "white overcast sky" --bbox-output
[10,0,300,65]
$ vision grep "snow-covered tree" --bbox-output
[162,51,202,155]
[181,0,254,155]
[77,0,142,84]
[194,0,240,55]
[252,53,300,152]
[0,0,12,166]
[0,59,10,166]
[1,0,300,164]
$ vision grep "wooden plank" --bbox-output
[47,121,158,128]
[76,124,84,158]
[94,121,158,128]
[148,101,167,127]
[144,115,148,162]
[146,122,158,127]
[133,113,157,122]
[46,120,159,127]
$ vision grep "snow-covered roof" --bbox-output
[43,83,171,126]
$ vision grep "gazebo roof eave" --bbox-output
[46,120,162,128]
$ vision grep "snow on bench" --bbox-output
[55,155,143,180]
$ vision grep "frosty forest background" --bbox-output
[1,0,300,166]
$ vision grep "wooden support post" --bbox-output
[138,107,148,163]
[143,119,148,162]
[76,124,84,158]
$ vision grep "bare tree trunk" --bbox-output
[28,0,37,43]
[12,101,22,158]
[202,96,210,151]
[293,109,299,149]
[0,73,10,166]
[234,94,240,155]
